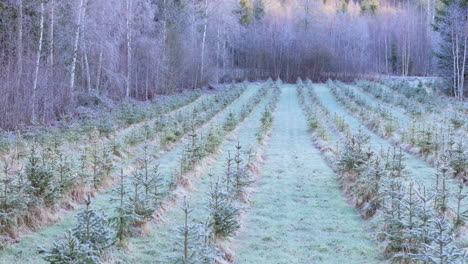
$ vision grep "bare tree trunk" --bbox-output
[32,0,45,122]
[49,0,55,73]
[70,0,86,102]
[161,0,167,93]
[82,23,91,92]
[200,0,208,84]
[145,67,149,100]
[95,43,103,92]
[216,23,220,83]
[82,0,91,94]
[384,35,389,75]
[460,35,466,101]
[17,0,23,93]
[126,0,133,98]
[84,53,91,93]
[451,27,458,98]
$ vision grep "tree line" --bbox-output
[0,0,465,129]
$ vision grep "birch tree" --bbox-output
[434,0,467,101]
[126,0,133,98]
[32,0,45,122]
[70,0,87,101]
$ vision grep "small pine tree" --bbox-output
[233,142,252,196]
[204,127,223,154]
[52,151,75,195]
[73,197,115,251]
[408,185,437,259]
[26,144,58,205]
[208,177,240,238]
[454,183,466,228]
[101,144,114,179]
[223,112,237,132]
[412,215,466,264]
[41,230,100,264]
[434,158,453,214]
[110,169,140,245]
[356,156,384,217]
[224,152,234,193]
[90,142,103,189]
[338,128,370,173]
[128,168,155,221]
[173,197,217,264]
[0,158,29,234]
[447,140,467,179]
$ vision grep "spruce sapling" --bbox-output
[110,169,140,246]
[73,197,116,251]
[208,176,239,238]
[173,197,216,264]
[41,230,100,264]
[412,215,466,264]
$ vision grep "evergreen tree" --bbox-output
[41,230,100,264]
[110,169,140,245]
[235,0,252,26]
[253,0,265,21]
[0,158,29,234]
[412,215,467,264]
[173,197,217,264]
[433,0,467,100]
[233,142,252,195]
[26,145,59,205]
[208,176,240,238]
[72,198,116,251]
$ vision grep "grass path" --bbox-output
[0,85,261,264]
[233,85,380,264]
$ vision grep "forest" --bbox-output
[0,0,466,129]
[0,0,466,263]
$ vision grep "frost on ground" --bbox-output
[0,82,465,264]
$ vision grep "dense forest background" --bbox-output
[0,0,466,129]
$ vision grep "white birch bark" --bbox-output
[200,0,208,83]
[32,0,45,122]
[70,0,86,100]
[126,0,133,98]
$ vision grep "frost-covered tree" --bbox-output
[72,198,115,251]
[26,145,59,205]
[173,197,217,264]
[412,215,467,264]
[433,0,467,100]
[208,176,239,238]
[110,169,141,245]
[41,198,115,263]
[41,230,100,264]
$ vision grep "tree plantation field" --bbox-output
[0,80,466,264]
